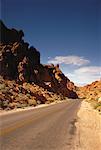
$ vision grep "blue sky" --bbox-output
[1,0,101,85]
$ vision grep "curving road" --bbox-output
[0,99,80,150]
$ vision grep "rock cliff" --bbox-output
[0,20,78,110]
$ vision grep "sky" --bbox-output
[1,0,101,85]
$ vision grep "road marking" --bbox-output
[0,102,69,136]
[0,101,76,137]
[0,115,41,136]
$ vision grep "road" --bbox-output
[0,99,80,150]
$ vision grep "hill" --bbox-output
[77,80,101,111]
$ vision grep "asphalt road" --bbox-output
[0,99,81,150]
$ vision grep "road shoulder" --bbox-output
[74,100,101,150]
[0,99,70,116]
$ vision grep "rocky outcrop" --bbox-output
[0,20,78,110]
[77,80,101,111]
[0,76,66,110]
[0,20,40,82]
[77,80,101,100]
[0,20,24,44]
[38,64,78,98]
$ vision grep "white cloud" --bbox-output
[75,66,101,75]
[47,55,101,85]
[48,55,90,66]
[66,66,101,86]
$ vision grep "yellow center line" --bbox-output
[0,115,42,137]
[0,105,66,137]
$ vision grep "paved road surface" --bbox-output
[0,100,80,150]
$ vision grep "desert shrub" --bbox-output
[0,100,4,108]
[0,83,6,90]
[0,100,9,109]
[28,99,37,106]
[8,102,17,109]
[96,105,101,112]
[26,93,31,98]
[94,103,101,109]
[21,103,28,108]
[16,103,22,108]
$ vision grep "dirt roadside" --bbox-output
[74,100,101,150]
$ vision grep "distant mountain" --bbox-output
[77,80,101,111]
[77,80,101,99]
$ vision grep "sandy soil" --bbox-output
[74,100,101,150]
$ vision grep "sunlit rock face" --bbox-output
[77,80,101,100]
[0,20,78,100]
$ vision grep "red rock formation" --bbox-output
[77,80,101,100]
[38,64,78,98]
[0,20,78,100]
[0,20,40,82]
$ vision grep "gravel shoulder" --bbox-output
[74,100,101,150]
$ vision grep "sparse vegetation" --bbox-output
[77,80,101,112]
[94,103,101,112]
[0,21,78,111]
